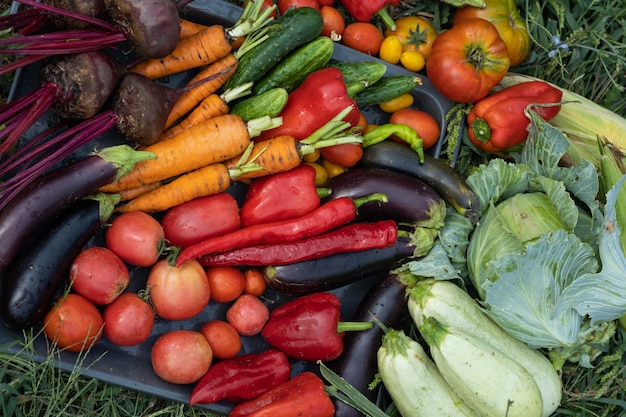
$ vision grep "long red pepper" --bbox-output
[198,220,398,267]
[175,194,387,266]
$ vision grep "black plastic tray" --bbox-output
[0,0,457,414]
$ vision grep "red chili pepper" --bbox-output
[256,67,361,142]
[338,0,401,30]
[228,371,335,417]
[198,219,399,267]
[240,164,323,228]
[175,193,387,266]
[467,81,563,153]
[260,292,374,362]
[189,348,291,406]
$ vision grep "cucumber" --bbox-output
[355,75,422,108]
[326,60,388,96]
[252,36,334,95]
[229,87,288,121]
[223,7,323,91]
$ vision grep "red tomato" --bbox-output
[425,18,510,103]
[105,212,164,267]
[317,0,334,5]
[226,294,270,336]
[161,193,241,248]
[320,5,344,40]
[70,246,130,305]
[206,266,246,303]
[151,330,213,384]
[320,143,363,168]
[342,22,383,56]
[277,0,319,15]
[199,320,242,359]
[43,294,103,352]
[147,259,210,320]
[102,292,154,346]
[389,108,441,150]
[243,268,267,296]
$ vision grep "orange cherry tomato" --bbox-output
[206,266,246,303]
[389,108,441,150]
[243,268,268,297]
[320,5,345,40]
[342,22,383,56]
[200,320,242,359]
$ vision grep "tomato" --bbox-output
[243,268,267,296]
[379,35,403,64]
[425,18,510,103]
[389,108,441,150]
[226,294,270,336]
[206,266,246,303]
[161,192,240,248]
[151,330,213,384]
[400,50,426,72]
[102,292,154,346]
[378,93,414,113]
[342,22,383,56]
[322,158,346,179]
[384,16,437,59]
[105,212,164,267]
[320,5,344,40]
[69,246,130,305]
[43,294,103,352]
[277,0,318,15]
[320,143,363,168]
[453,0,530,67]
[305,162,329,186]
[199,320,242,359]
[146,259,210,320]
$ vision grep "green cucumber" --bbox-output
[229,87,288,121]
[253,36,334,95]
[327,61,388,97]
[355,75,422,108]
[223,7,323,91]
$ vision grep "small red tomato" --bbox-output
[43,294,103,352]
[70,246,130,305]
[161,192,240,248]
[342,22,383,55]
[277,0,319,15]
[226,294,270,336]
[103,292,154,346]
[105,212,164,267]
[320,5,345,40]
[199,320,242,359]
[389,108,441,150]
[147,259,210,320]
[320,143,363,168]
[151,330,213,384]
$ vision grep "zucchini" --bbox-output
[223,7,323,91]
[418,318,544,417]
[407,279,562,417]
[377,328,479,417]
[252,36,334,95]
[326,61,387,97]
[355,75,422,108]
[229,87,288,121]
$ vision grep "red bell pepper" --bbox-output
[338,0,401,30]
[260,292,373,362]
[467,80,563,153]
[198,219,399,267]
[189,348,291,406]
[256,67,361,142]
[228,371,335,417]
[239,164,324,228]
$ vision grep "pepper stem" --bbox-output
[336,320,374,333]
[376,7,396,31]
[362,123,424,163]
[470,117,492,143]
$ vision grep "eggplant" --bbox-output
[322,168,446,228]
[327,273,408,416]
[0,145,152,274]
[358,141,480,222]
[264,237,416,296]
[0,196,114,329]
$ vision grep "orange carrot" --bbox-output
[128,0,275,80]
[160,82,253,141]
[99,114,281,193]
[116,181,164,201]
[179,19,209,40]
[116,147,262,213]
[164,53,239,128]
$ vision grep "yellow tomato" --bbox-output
[400,50,426,72]
[304,162,329,186]
[321,159,345,180]
[384,16,437,58]
[378,93,414,113]
[379,35,403,64]
[302,148,321,163]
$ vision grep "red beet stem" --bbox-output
[0,29,126,54]
[15,0,118,32]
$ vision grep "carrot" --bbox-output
[163,53,239,128]
[160,82,253,141]
[99,114,282,193]
[128,0,275,80]
[116,146,263,213]
[116,181,164,201]
[226,106,362,179]
[179,19,209,39]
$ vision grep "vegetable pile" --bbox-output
[2,0,626,416]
